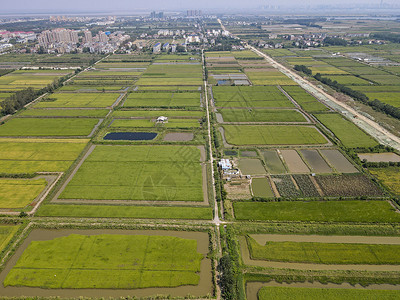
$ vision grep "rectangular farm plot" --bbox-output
[110,118,200,129]
[136,64,203,86]
[315,174,383,197]
[239,158,267,175]
[124,92,201,108]
[369,167,400,195]
[0,178,47,209]
[245,69,296,85]
[19,109,109,118]
[35,93,120,108]
[222,125,328,146]
[0,225,20,252]
[60,145,205,202]
[218,109,306,123]
[280,150,310,173]
[272,175,320,198]
[113,110,203,118]
[233,200,400,222]
[258,286,400,300]
[320,149,358,173]
[251,178,274,198]
[364,92,400,107]
[315,113,378,148]
[246,236,400,265]
[0,118,100,137]
[324,75,371,86]
[358,153,400,163]
[362,74,400,85]
[282,86,329,112]
[262,150,286,174]
[4,232,206,290]
[212,86,294,108]
[300,149,332,173]
[0,139,88,174]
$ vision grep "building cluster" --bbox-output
[36,28,130,54]
[150,11,164,19]
[0,30,36,43]
[153,42,179,53]
[186,10,202,17]
[49,15,116,25]
[157,29,185,36]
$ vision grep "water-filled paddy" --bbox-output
[0,229,212,298]
[104,132,157,141]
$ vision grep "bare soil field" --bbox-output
[358,153,400,163]
[281,150,310,173]
[320,150,358,173]
[300,149,332,173]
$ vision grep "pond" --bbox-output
[104,132,157,141]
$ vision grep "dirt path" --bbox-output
[87,119,104,137]
[202,50,222,300]
[309,176,324,196]
[0,173,62,216]
[49,145,96,204]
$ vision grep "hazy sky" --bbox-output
[1,0,398,13]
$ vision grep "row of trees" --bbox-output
[314,72,400,121]
[294,64,312,76]
[372,32,400,43]
[294,65,400,122]
[0,75,70,116]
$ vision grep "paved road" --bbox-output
[202,50,221,226]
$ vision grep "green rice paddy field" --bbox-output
[113,110,203,118]
[213,86,294,108]
[251,178,274,198]
[123,92,201,108]
[35,93,120,108]
[233,200,400,222]
[0,178,47,208]
[245,69,296,85]
[364,92,400,107]
[222,125,327,145]
[246,236,400,265]
[314,113,378,148]
[219,109,306,123]
[60,145,204,201]
[282,86,329,112]
[369,167,400,195]
[37,204,213,219]
[4,234,203,289]
[136,64,203,86]
[0,225,20,252]
[19,109,109,117]
[0,118,99,136]
[258,286,400,300]
[0,138,88,174]
[0,70,72,91]
[110,118,200,129]
[59,85,126,92]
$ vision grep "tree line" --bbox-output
[0,75,70,116]
[295,64,400,121]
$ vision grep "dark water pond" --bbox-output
[104,132,157,141]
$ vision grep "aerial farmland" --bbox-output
[0,10,399,300]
